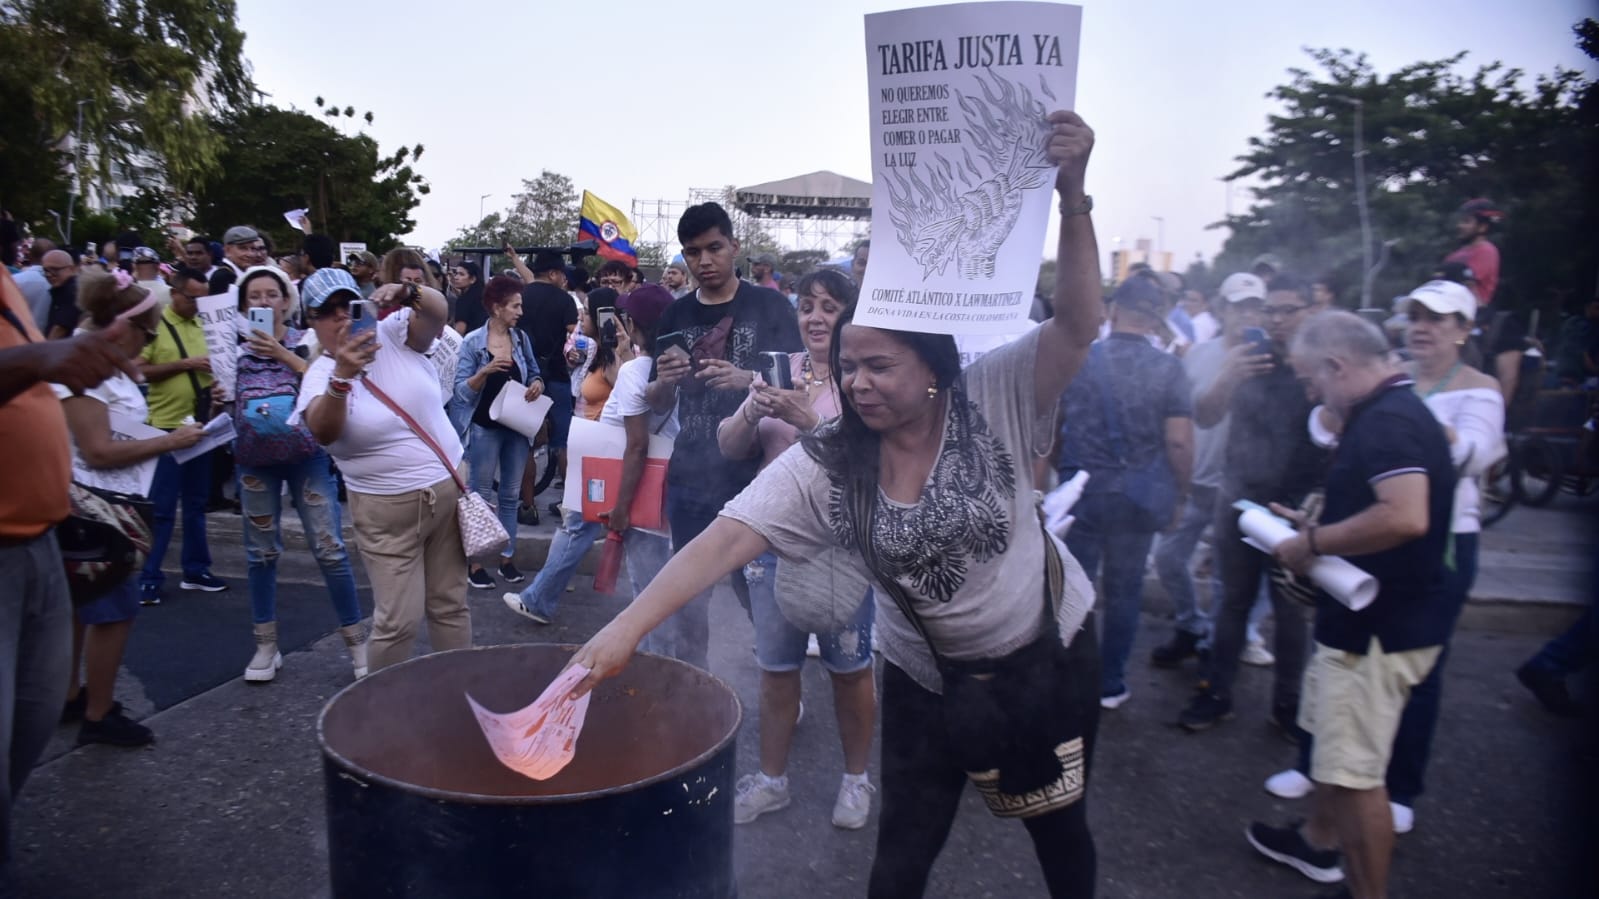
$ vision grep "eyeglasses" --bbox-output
[42,265,74,276]
[598,277,625,287]
[1261,304,1310,319]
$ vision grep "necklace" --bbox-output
[1416,360,1463,399]
[800,352,829,389]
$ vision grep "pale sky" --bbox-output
[236,0,1595,271]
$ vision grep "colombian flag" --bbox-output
[577,191,639,265]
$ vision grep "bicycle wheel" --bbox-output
[1511,435,1563,507]
[1478,455,1515,527]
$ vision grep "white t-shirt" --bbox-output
[293,308,463,495]
[1191,310,1220,345]
[597,356,678,438]
[50,369,153,493]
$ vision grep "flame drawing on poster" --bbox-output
[885,69,1056,280]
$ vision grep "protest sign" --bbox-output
[859,1,1081,336]
[196,292,239,401]
[338,242,368,263]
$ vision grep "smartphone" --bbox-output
[248,306,274,334]
[655,330,689,358]
[760,351,794,390]
[349,299,377,337]
[597,307,617,333]
[1241,326,1272,355]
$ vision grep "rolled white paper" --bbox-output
[1236,507,1378,611]
[1043,470,1090,537]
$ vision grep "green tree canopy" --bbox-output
[0,0,251,225]
[189,105,429,255]
[1214,22,1598,318]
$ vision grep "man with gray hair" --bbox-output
[1246,310,1455,899]
[662,260,692,299]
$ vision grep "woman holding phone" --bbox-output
[233,266,366,683]
[714,267,878,830]
[571,112,1108,897]
[450,275,543,590]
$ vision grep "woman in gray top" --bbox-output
[571,111,1104,898]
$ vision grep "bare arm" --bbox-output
[304,328,376,445]
[570,517,770,696]
[61,396,192,469]
[604,413,653,533]
[0,324,140,404]
[1033,111,1101,414]
[1165,416,1194,498]
[1273,473,1430,573]
[716,396,764,460]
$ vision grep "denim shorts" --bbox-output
[747,552,875,675]
[78,579,140,625]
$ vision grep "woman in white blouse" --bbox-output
[1270,279,1505,834]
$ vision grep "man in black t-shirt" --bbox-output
[644,202,801,668]
[1246,310,1453,898]
[1181,274,1328,733]
[518,251,579,494]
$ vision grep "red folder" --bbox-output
[579,457,667,530]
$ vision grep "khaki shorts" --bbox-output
[1299,638,1441,791]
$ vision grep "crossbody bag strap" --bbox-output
[1,306,34,342]
[361,378,469,495]
[161,318,207,413]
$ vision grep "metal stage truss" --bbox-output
[631,172,872,257]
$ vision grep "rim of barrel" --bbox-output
[316,644,743,805]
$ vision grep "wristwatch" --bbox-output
[1060,194,1093,217]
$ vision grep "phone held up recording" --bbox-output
[759,351,794,390]
[349,299,377,338]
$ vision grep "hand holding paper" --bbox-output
[1042,470,1089,537]
[1232,501,1377,611]
[466,664,592,782]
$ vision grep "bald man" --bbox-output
[41,250,80,339]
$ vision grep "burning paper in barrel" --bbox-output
[465,664,592,782]
[1232,500,1377,611]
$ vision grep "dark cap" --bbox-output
[531,251,565,274]
[1433,260,1477,285]
[1110,275,1166,318]
[618,284,674,331]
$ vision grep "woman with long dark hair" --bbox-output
[570,112,1107,897]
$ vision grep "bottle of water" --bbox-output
[593,531,625,594]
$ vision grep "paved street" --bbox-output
[9,493,1594,898]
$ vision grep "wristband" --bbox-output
[1059,194,1093,217]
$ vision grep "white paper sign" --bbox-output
[195,292,238,401]
[489,385,554,441]
[465,664,592,782]
[338,242,367,263]
[858,1,1081,336]
[172,412,235,465]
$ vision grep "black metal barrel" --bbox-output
[318,644,742,898]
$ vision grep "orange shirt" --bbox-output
[0,269,72,539]
[580,368,613,422]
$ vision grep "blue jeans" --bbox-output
[141,449,213,588]
[1066,492,1159,697]
[238,454,361,627]
[467,424,529,561]
[519,510,672,620]
[1294,532,1478,805]
[1153,485,1217,638]
[747,552,875,674]
[1526,606,1594,677]
[543,381,574,451]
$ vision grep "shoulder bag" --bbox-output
[362,378,510,560]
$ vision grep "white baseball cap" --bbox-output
[1219,272,1266,304]
[1405,279,1477,321]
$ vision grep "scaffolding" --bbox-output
[631,174,872,259]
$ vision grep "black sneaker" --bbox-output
[139,584,164,606]
[1178,691,1234,732]
[179,572,229,592]
[1245,821,1344,884]
[60,691,87,724]
[1516,663,1581,718]
[517,503,541,526]
[1270,701,1303,744]
[468,567,497,590]
[1150,630,1203,668]
[77,707,154,747]
[498,561,526,584]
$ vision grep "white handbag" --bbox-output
[363,379,511,560]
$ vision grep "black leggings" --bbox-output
[868,625,1100,898]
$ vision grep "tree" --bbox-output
[0,0,251,224]
[188,105,429,254]
[446,171,582,271]
[1214,24,1598,319]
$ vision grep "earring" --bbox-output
[927,385,939,399]
[1455,338,1468,347]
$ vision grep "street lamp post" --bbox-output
[479,193,491,222]
[1151,216,1165,270]
[65,99,90,247]
[1335,96,1376,310]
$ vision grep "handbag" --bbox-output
[58,483,154,605]
[361,378,511,560]
[848,481,1084,812]
[1091,343,1177,531]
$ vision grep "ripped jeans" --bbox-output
[238,453,362,627]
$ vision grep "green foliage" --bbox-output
[0,0,252,220]
[446,171,582,271]
[1215,24,1599,317]
[189,105,429,254]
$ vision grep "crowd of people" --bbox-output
[0,105,1593,899]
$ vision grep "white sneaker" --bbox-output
[1100,688,1131,710]
[832,776,876,830]
[1391,801,1414,834]
[795,701,805,727]
[1264,768,1314,799]
[806,634,822,658]
[1241,639,1276,667]
[733,773,791,824]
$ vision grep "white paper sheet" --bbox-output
[489,384,554,441]
[1233,501,1378,611]
[172,412,235,464]
[195,292,239,401]
[857,2,1082,335]
[1042,470,1089,537]
[88,414,165,496]
[465,664,592,782]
